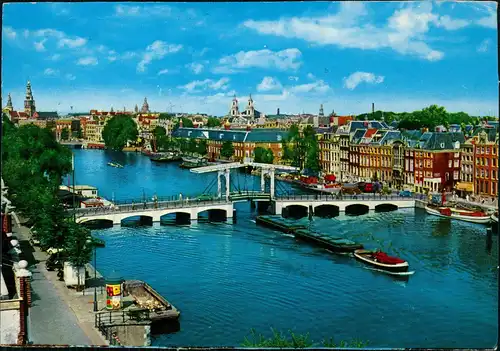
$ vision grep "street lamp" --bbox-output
[93,246,98,312]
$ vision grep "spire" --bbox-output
[5,93,13,110]
[141,97,150,113]
[134,104,139,113]
[24,80,36,117]
[249,94,253,101]
[319,104,324,117]
[110,106,114,113]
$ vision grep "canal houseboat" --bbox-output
[293,229,363,253]
[107,162,124,168]
[353,249,409,273]
[255,215,307,233]
[491,212,498,224]
[425,204,491,224]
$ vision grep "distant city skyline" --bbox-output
[1,1,498,116]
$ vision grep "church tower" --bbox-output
[229,95,239,117]
[134,104,139,114]
[110,106,114,113]
[319,104,324,117]
[24,81,36,117]
[4,93,13,111]
[245,94,255,119]
[141,97,150,113]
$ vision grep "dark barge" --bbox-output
[255,215,307,233]
[293,229,363,253]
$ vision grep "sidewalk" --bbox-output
[13,222,107,346]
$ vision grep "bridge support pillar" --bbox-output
[269,169,275,200]
[225,168,230,202]
[217,170,223,198]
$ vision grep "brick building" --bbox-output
[472,129,498,197]
[172,127,287,163]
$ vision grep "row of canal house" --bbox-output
[172,127,288,163]
[458,127,499,198]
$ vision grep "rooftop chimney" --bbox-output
[372,103,375,114]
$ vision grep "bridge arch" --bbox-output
[121,215,153,227]
[197,208,228,222]
[313,204,340,218]
[345,204,369,216]
[374,203,399,212]
[79,219,114,229]
[283,204,308,219]
[160,212,191,225]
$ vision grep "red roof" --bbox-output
[364,128,378,138]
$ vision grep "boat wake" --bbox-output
[281,233,294,238]
[325,249,352,256]
[363,267,415,276]
[250,220,256,224]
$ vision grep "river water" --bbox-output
[69,149,498,348]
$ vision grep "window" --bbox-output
[448,160,452,168]
[453,171,459,180]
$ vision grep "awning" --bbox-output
[455,182,473,192]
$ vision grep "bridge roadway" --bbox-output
[72,193,417,226]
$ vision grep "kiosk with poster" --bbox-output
[106,274,123,310]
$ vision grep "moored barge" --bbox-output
[255,215,307,233]
[293,229,363,253]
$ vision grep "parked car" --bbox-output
[364,183,374,193]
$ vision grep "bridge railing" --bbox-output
[275,193,423,202]
[74,197,231,217]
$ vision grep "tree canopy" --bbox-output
[254,147,274,164]
[61,128,70,141]
[174,117,194,129]
[1,118,93,272]
[220,141,234,159]
[206,117,222,128]
[355,105,492,130]
[102,115,138,151]
[282,125,320,174]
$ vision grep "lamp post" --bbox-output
[93,246,98,312]
[72,153,76,221]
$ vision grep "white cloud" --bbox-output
[137,40,183,72]
[158,69,170,75]
[77,56,98,66]
[43,68,59,76]
[214,48,302,74]
[198,48,210,56]
[435,15,469,30]
[186,62,204,74]
[49,54,61,61]
[307,73,316,80]
[474,3,497,29]
[477,39,491,53]
[114,4,172,17]
[343,71,385,90]
[288,76,299,81]
[34,38,47,51]
[179,77,230,93]
[65,73,76,81]
[257,77,283,92]
[58,37,87,48]
[243,2,451,61]
[289,80,330,94]
[107,56,117,62]
[3,26,17,39]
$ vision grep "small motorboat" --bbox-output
[353,249,409,272]
[107,162,124,168]
[425,204,491,224]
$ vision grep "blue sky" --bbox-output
[2,1,498,116]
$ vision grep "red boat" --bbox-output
[354,249,409,272]
[425,204,491,224]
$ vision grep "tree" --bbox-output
[220,141,234,159]
[254,147,274,164]
[61,128,70,141]
[206,117,221,128]
[159,113,175,120]
[188,139,198,154]
[153,126,167,138]
[72,125,83,139]
[102,115,139,151]
[174,117,194,130]
[197,139,207,155]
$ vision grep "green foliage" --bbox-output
[197,139,208,155]
[72,125,83,139]
[2,119,92,269]
[159,113,175,120]
[254,147,274,164]
[356,105,486,130]
[188,139,198,154]
[220,141,234,159]
[174,117,194,129]
[102,115,138,151]
[283,125,320,174]
[206,117,221,128]
[241,328,368,348]
[64,221,93,267]
[153,126,167,138]
[61,128,70,141]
